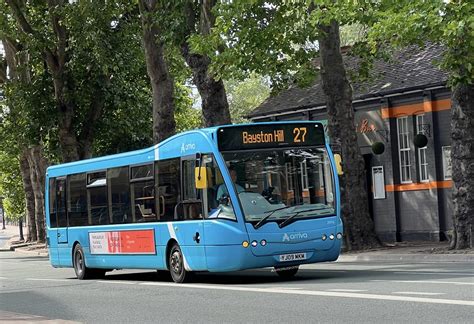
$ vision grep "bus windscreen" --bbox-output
[217,123,325,151]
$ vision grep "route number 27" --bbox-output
[293,127,307,143]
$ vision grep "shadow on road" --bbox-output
[99,268,372,285]
[96,264,473,285]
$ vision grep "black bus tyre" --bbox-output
[275,266,299,279]
[73,244,94,280]
[73,244,105,280]
[169,243,193,283]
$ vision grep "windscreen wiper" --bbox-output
[278,207,329,229]
[254,205,295,229]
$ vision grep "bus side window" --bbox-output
[156,158,180,221]
[87,171,108,225]
[131,164,155,222]
[108,166,131,224]
[49,178,57,228]
[67,173,88,226]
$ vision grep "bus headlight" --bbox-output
[336,233,343,240]
[329,234,335,240]
[251,240,258,247]
[260,239,267,246]
[322,234,327,241]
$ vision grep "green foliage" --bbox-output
[0,151,24,221]
[174,83,203,132]
[188,1,384,91]
[225,74,271,123]
[189,0,319,91]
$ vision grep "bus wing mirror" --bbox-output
[334,154,343,175]
[195,167,209,189]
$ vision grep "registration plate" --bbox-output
[279,253,307,262]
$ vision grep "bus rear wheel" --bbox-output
[73,244,105,280]
[169,243,193,283]
[275,266,299,279]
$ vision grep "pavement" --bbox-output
[1,224,473,262]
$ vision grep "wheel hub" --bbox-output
[170,251,182,274]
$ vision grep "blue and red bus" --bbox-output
[45,121,342,282]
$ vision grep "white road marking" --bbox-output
[371,279,474,286]
[138,282,474,306]
[393,292,445,296]
[26,278,72,282]
[0,276,7,279]
[97,280,137,285]
[327,289,368,292]
[393,271,474,276]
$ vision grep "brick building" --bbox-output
[249,43,452,242]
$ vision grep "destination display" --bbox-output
[217,123,325,151]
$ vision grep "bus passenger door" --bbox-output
[47,178,60,266]
[173,158,206,270]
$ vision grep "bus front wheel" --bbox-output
[275,266,299,279]
[73,244,105,280]
[169,243,193,283]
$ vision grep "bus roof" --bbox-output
[47,121,324,177]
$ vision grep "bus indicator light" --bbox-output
[242,241,249,248]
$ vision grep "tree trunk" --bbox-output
[181,0,231,127]
[19,218,24,241]
[182,46,232,127]
[318,20,380,250]
[139,0,176,144]
[26,146,48,243]
[450,83,474,249]
[56,98,81,162]
[19,150,37,242]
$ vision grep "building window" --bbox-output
[416,114,429,182]
[397,116,412,183]
[442,146,452,180]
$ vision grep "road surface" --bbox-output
[0,251,473,323]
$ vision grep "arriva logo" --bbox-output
[282,232,308,242]
[180,143,196,153]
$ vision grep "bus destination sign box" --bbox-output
[217,123,325,151]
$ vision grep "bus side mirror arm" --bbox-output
[196,152,203,180]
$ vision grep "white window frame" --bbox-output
[397,116,412,183]
[416,114,429,183]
